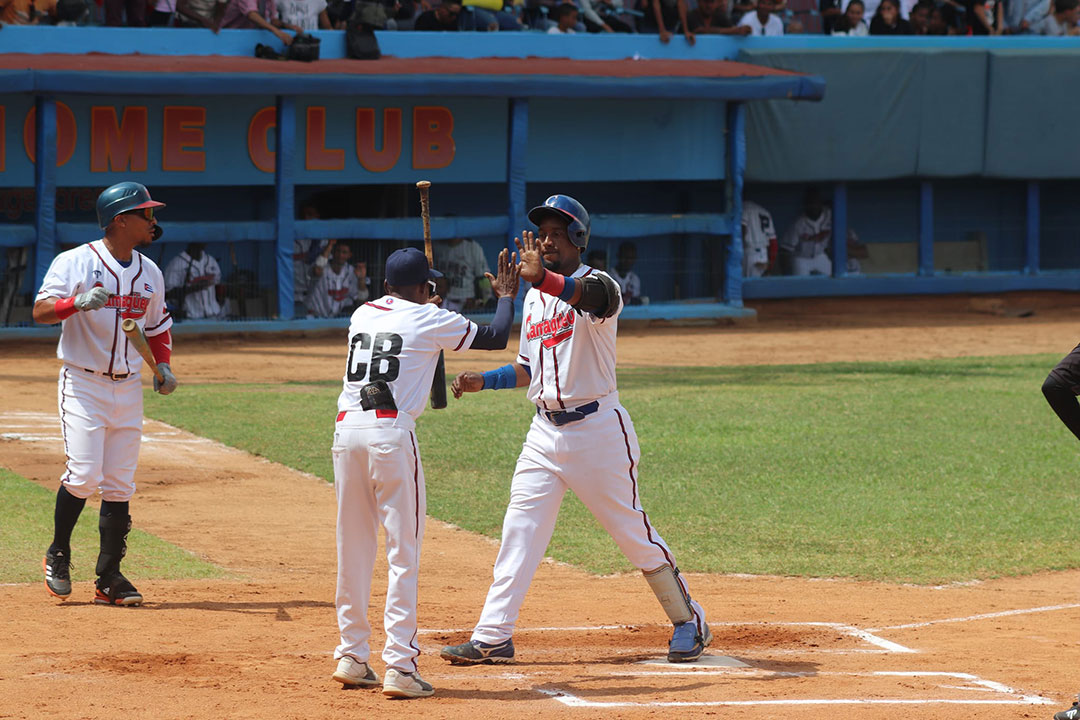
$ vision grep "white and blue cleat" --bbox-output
[440,638,516,665]
[668,621,712,663]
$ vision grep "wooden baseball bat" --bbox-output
[121,318,166,384]
[416,180,447,410]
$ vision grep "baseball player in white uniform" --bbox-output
[441,195,711,666]
[35,181,178,607]
[781,187,833,276]
[741,200,778,277]
[163,242,223,320]
[308,242,365,318]
[332,246,519,698]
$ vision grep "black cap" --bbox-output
[385,247,443,287]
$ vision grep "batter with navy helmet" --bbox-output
[440,195,711,665]
[35,181,178,607]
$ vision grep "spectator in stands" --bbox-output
[741,200,778,278]
[414,0,461,28]
[730,0,756,22]
[830,0,869,34]
[964,0,1003,33]
[737,0,784,35]
[579,0,633,32]
[869,0,911,32]
[1004,0,1049,32]
[927,1,958,32]
[35,0,91,23]
[785,15,803,29]
[1032,0,1079,33]
[586,249,607,271]
[641,0,696,43]
[609,242,645,306]
[433,237,493,313]
[1,0,40,23]
[176,0,227,28]
[460,0,522,30]
[307,242,367,319]
[104,0,147,24]
[278,0,332,29]
[820,0,844,32]
[688,0,752,33]
[165,243,225,321]
[547,1,579,31]
[148,0,176,24]
[294,203,332,316]
[908,0,930,32]
[222,0,302,44]
[780,187,832,277]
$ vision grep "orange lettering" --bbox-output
[162,106,206,172]
[355,108,402,173]
[22,102,78,166]
[90,106,148,172]
[248,107,276,173]
[412,106,455,170]
[306,106,345,171]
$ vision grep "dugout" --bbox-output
[0,31,823,334]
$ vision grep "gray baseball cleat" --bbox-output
[44,547,73,600]
[440,638,515,665]
[668,621,712,662]
[94,572,143,606]
[332,656,380,688]
[382,669,434,698]
[1055,695,1080,720]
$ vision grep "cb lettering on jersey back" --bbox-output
[347,331,404,383]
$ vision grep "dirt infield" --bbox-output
[2,292,1079,720]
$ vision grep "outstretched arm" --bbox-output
[469,248,520,351]
[451,363,531,399]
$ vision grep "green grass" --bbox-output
[0,468,225,584]
[143,353,1080,584]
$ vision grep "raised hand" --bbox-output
[486,247,520,300]
[513,230,545,284]
[451,371,484,399]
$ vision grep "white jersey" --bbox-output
[37,240,172,375]
[782,206,832,259]
[163,250,222,320]
[517,266,621,411]
[338,296,478,421]
[742,200,777,275]
[308,262,362,318]
[433,239,491,305]
[608,268,641,305]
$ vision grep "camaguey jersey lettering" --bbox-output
[518,266,622,410]
[338,296,478,419]
[36,240,172,374]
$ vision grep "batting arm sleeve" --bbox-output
[148,329,173,365]
[469,296,514,350]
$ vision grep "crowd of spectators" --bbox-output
[3,0,1076,36]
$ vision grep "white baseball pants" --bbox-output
[333,416,425,674]
[57,365,143,502]
[472,403,706,644]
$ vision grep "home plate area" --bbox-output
[424,623,1055,709]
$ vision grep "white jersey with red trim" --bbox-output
[517,265,621,411]
[36,239,172,375]
[338,295,478,420]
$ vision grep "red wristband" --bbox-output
[54,297,77,320]
[147,328,172,365]
[534,269,565,297]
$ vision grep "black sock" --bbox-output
[96,501,131,577]
[51,486,86,554]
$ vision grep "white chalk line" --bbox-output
[867,603,1080,632]
[537,671,1055,708]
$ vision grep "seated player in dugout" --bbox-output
[440,194,712,666]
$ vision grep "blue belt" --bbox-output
[537,400,600,426]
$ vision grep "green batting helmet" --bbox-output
[96,182,165,229]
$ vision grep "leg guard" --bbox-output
[95,507,131,578]
[643,564,694,624]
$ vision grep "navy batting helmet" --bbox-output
[96,182,165,229]
[528,194,590,250]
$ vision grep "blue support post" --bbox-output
[274,95,295,320]
[507,98,528,253]
[724,102,745,307]
[33,96,58,290]
[919,180,934,276]
[1025,180,1040,275]
[831,182,847,278]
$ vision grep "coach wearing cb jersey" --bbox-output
[34,181,178,608]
